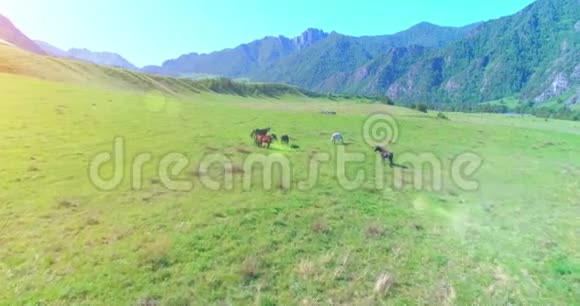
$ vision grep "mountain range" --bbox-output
[142,23,479,88]
[33,40,138,70]
[0,0,578,105]
[0,17,136,70]
[141,0,578,104]
[385,0,579,104]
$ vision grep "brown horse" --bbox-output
[256,134,278,148]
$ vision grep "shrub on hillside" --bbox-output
[416,103,428,113]
[382,96,395,105]
[437,112,449,120]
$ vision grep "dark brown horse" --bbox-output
[374,146,394,167]
[250,127,271,140]
[256,134,278,148]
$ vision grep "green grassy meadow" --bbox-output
[1,71,579,305]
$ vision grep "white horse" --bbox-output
[330,132,344,144]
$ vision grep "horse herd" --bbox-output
[250,128,282,149]
[249,127,395,167]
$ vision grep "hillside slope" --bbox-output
[0,44,319,99]
[314,45,429,94]
[0,14,45,55]
[387,0,579,103]
[247,23,478,91]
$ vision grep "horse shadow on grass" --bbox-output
[390,163,409,169]
[260,144,302,152]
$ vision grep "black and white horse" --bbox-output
[374,146,394,167]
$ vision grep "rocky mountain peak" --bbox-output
[292,28,328,49]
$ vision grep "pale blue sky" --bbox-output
[0,0,536,67]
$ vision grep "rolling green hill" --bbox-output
[0,44,321,99]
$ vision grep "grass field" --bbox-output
[1,70,579,305]
[481,96,521,109]
[482,93,580,113]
